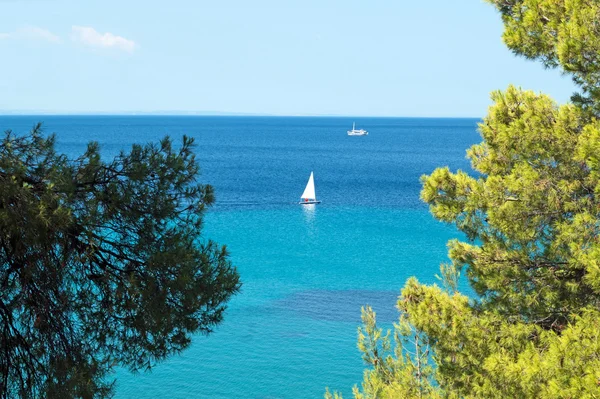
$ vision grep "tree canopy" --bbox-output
[488,0,600,115]
[327,0,600,397]
[0,125,240,398]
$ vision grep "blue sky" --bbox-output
[0,0,575,116]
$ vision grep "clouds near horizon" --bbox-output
[0,25,136,53]
[0,26,60,43]
[71,26,136,52]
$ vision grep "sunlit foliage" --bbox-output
[327,1,600,397]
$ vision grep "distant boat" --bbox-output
[299,172,321,204]
[347,122,368,136]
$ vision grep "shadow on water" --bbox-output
[273,289,401,323]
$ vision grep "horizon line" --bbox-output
[0,111,482,119]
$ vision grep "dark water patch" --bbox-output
[274,289,401,323]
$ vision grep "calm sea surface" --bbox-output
[1,116,481,398]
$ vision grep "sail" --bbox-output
[300,172,316,200]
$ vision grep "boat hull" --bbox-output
[299,200,321,204]
[347,131,368,136]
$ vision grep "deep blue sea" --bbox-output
[1,116,481,398]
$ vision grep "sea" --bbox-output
[0,116,481,398]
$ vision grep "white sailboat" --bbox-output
[347,122,368,136]
[299,171,321,204]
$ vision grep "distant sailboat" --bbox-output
[347,122,368,136]
[299,172,321,204]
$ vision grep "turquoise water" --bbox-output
[1,116,481,398]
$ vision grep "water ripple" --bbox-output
[274,289,401,323]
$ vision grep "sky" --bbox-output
[0,0,577,117]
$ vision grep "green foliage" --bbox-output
[486,0,600,114]
[395,281,600,398]
[325,303,441,399]
[0,125,240,398]
[423,86,600,325]
[328,0,600,397]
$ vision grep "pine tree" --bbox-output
[0,126,240,398]
[328,1,600,397]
